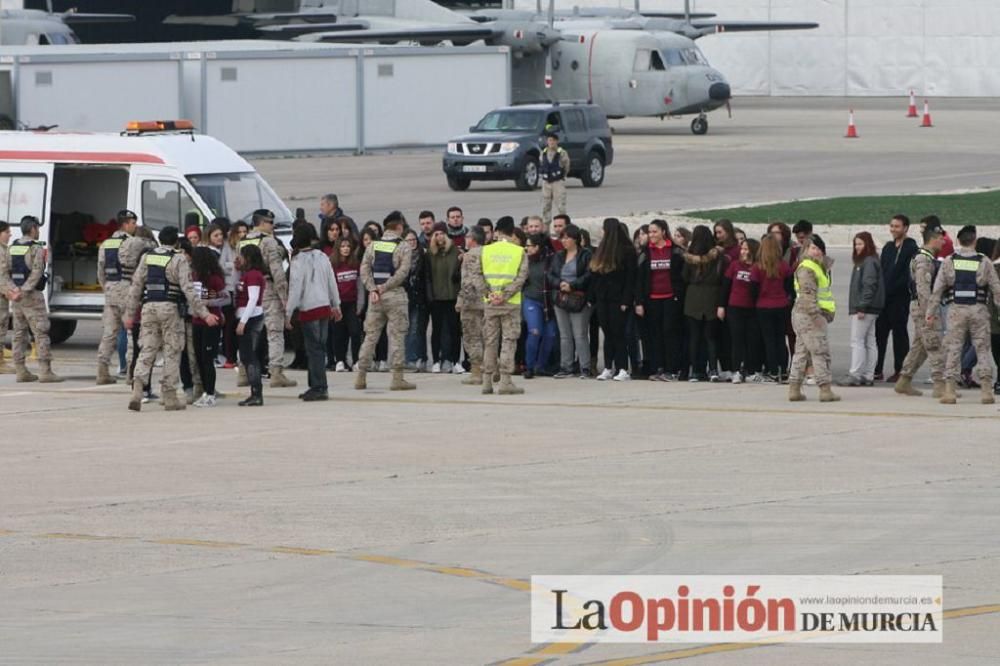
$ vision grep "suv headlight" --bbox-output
[447,142,461,154]
[498,142,519,155]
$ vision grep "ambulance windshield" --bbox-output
[187,172,291,228]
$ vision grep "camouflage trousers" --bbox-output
[133,302,185,394]
[483,305,522,376]
[788,311,831,386]
[0,295,8,346]
[358,293,408,371]
[900,312,944,382]
[97,283,127,367]
[460,307,484,366]
[541,179,567,224]
[11,291,51,363]
[263,289,286,369]
[943,305,993,382]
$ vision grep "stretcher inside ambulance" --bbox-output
[0,121,292,343]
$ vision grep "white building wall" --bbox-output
[516,0,1000,96]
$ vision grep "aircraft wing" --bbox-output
[61,13,135,25]
[163,13,343,28]
[642,13,717,19]
[692,20,819,34]
[298,25,497,46]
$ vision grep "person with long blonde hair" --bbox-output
[751,236,794,382]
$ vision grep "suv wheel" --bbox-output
[515,157,539,191]
[581,151,605,188]
[446,175,471,191]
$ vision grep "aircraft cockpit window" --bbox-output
[47,33,77,45]
[39,34,52,46]
[650,50,666,71]
[683,48,709,66]
[633,49,651,72]
[662,49,685,67]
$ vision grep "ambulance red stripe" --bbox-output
[0,150,165,164]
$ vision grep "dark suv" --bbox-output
[442,102,614,191]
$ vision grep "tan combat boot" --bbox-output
[788,383,806,402]
[0,355,14,374]
[390,370,416,391]
[236,364,249,387]
[354,367,367,390]
[96,363,117,385]
[270,366,297,388]
[497,374,524,395]
[939,380,958,404]
[931,380,946,399]
[981,382,995,405]
[38,361,64,383]
[893,375,922,397]
[462,363,482,386]
[15,363,38,383]
[128,380,144,412]
[482,371,494,395]
[818,384,841,402]
[163,389,186,411]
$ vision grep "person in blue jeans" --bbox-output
[116,326,128,375]
[522,234,558,379]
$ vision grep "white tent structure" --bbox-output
[515,0,1000,96]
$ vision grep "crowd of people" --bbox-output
[3,193,1000,409]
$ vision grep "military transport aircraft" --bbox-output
[166,0,818,134]
[0,2,133,46]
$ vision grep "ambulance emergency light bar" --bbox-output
[124,120,195,135]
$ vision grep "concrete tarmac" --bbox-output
[252,97,1000,224]
[2,252,1000,664]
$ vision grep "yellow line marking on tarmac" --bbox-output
[578,603,1000,665]
[267,546,337,556]
[150,538,248,549]
[37,532,129,541]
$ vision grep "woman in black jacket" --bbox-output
[589,218,637,381]
[636,219,686,381]
[548,225,593,378]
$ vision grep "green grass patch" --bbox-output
[686,190,1000,227]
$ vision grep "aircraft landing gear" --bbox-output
[691,114,709,136]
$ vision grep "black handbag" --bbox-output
[556,290,587,313]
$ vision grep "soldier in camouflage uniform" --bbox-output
[5,216,62,383]
[456,225,486,386]
[895,221,947,398]
[95,209,141,385]
[927,225,1000,405]
[788,235,839,402]
[239,210,296,389]
[0,221,11,375]
[476,217,528,395]
[124,226,219,412]
[354,213,415,391]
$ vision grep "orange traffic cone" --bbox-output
[906,90,918,117]
[845,109,859,138]
[920,100,933,127]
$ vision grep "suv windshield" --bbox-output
[187,172,291,228]
[475,110,543,132]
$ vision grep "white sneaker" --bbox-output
[451,363,465,375]
[613,369,631,382]
[416,360,426,373]
[731,371,743,384]
[597,368,614,381]
[377,361,389,372]
[442,361,454,373]
[709,373,720,382]
[805,375,817,386]
[194,393,217,408]
[335,361,346,373]
[719,371,733,381]
[431,362,442,374]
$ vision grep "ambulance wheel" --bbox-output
[691,117,709,135]
[446,175,471,192]
[49,319,77,345]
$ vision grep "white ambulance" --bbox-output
[0,121,292,343]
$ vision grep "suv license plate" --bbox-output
[463,165,487,173]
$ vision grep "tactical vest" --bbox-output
[9,239,46,290]
[482,240,525,305]
[947,253,988,305]
[142,248,184,304]
[794,258,835,314]
[909,248,938,302]
[540,148,566,183]
[371,239,400,286]
[101,234,126,283]
[240,233,284,279]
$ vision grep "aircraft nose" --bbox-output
[709,82,731,101]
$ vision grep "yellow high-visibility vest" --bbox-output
[481,240,524,305]
[794,258,836,314]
